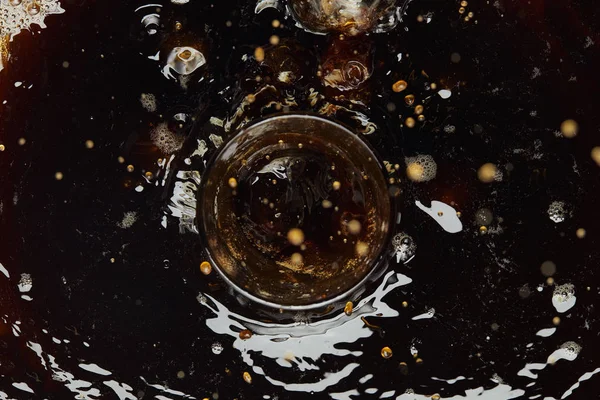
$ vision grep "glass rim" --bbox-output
[198,112,395,311]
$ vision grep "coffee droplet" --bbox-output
[228,177,238,188]
[406,162,424,182]
[576,228,586,239]
[344,301,353,316]
[392,80,407,92]
[553,316,561,326]
[287,228,305,246]
[477,163,497,183]
[243,371,252,384]
[381,346,393,359]
[332,181,341,190]
[414,105,424,115]
[560,119,579,138]
[347,219,362,235]
[290,252,304,265]
[405,117,416,128]
[239,329,253,340]
[591,146,600,166]
[200,261,212,275]
[254,47,265,62]
[404,94,415,106]
[355,241,369,256]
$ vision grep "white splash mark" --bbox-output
[14,81,22,87]
[199,271,412,393]
[438,89,452,99]
[415,200,463,233]
[517,363,546,379]
[11,382,33,394]
[431,376,467,384]
[561,367,600,399]
[0,262,9,278]
[330,389,360,399]
[379,390,395,398]
[412,308,435,320]
[395,384,524,399]
[79,363,112,376]
[103,381,137,400]
[17,273,32,292]
[171,0,190,4]
[365,388,378,394]
[535,328,556,337]
[359,374,373,384]
[135,185,144,192]
[552,283,576,313]
[140,377,196,398]
[21,295,33,301]
[547,342,581,365]
[11,323,21,337]
[52,337,62,344]
[210,117,224,127]
[27,341,47,370]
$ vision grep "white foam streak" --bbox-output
[561,367,600,399]
[200,271,412,392]
[79,363,112,376]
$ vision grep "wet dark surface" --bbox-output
[0,0,599,398]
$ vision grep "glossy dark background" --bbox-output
[0,0,599,398]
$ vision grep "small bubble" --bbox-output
[117,156,125,164]
[62,61,70,68]
[228,177,238,188]
[322,199,333,209]
[85,140,95,149]
[405,117,416,128]
[479,226,488,234]
[591,146,600,166]
[392,80,407,92]
[297,143,303,149]
[0,144,5,151]
[272,19,281,28]
[17,137,26,145]
[127,164,135,173]
[576,228,586,238]
[460,1,468,6]
[200,261,212,275]
[553,316,561,325]
[381,346,393,359]
[269,35,280,45]
[55,171,64,181]
[414,105,424,115]
[451,52,461,63]
[239,329,252,340]
[177,371,185,379]
[332,181,341,190]
[404,94,415,106]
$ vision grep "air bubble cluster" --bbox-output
[405,154,437,182]
[0,0,65,39]
[140,93,157,112]
[547,200,569,223]
[151,122,184,154]
[392,232,416,263]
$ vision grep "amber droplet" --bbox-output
[254,47,265,62]
[477,163,497,183]
[414,105,424,115]
[479,226,488,234]
[552,316,561,326]
[239,329,253,340]
[127,164,135,173]
[460,0,468,6]
[332,181,341,190]
[417,114,425,122]
[560,119,579,138]
[404,94,415,106]
[459,7,465,14]
[175,22,182,31]
[344,301,353,316]
[200,261,212,275]
[392,80,407,92]
[243,371,252,384]
[228,177,238,188]
[405,117,416,128]
[381,346,393,359]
